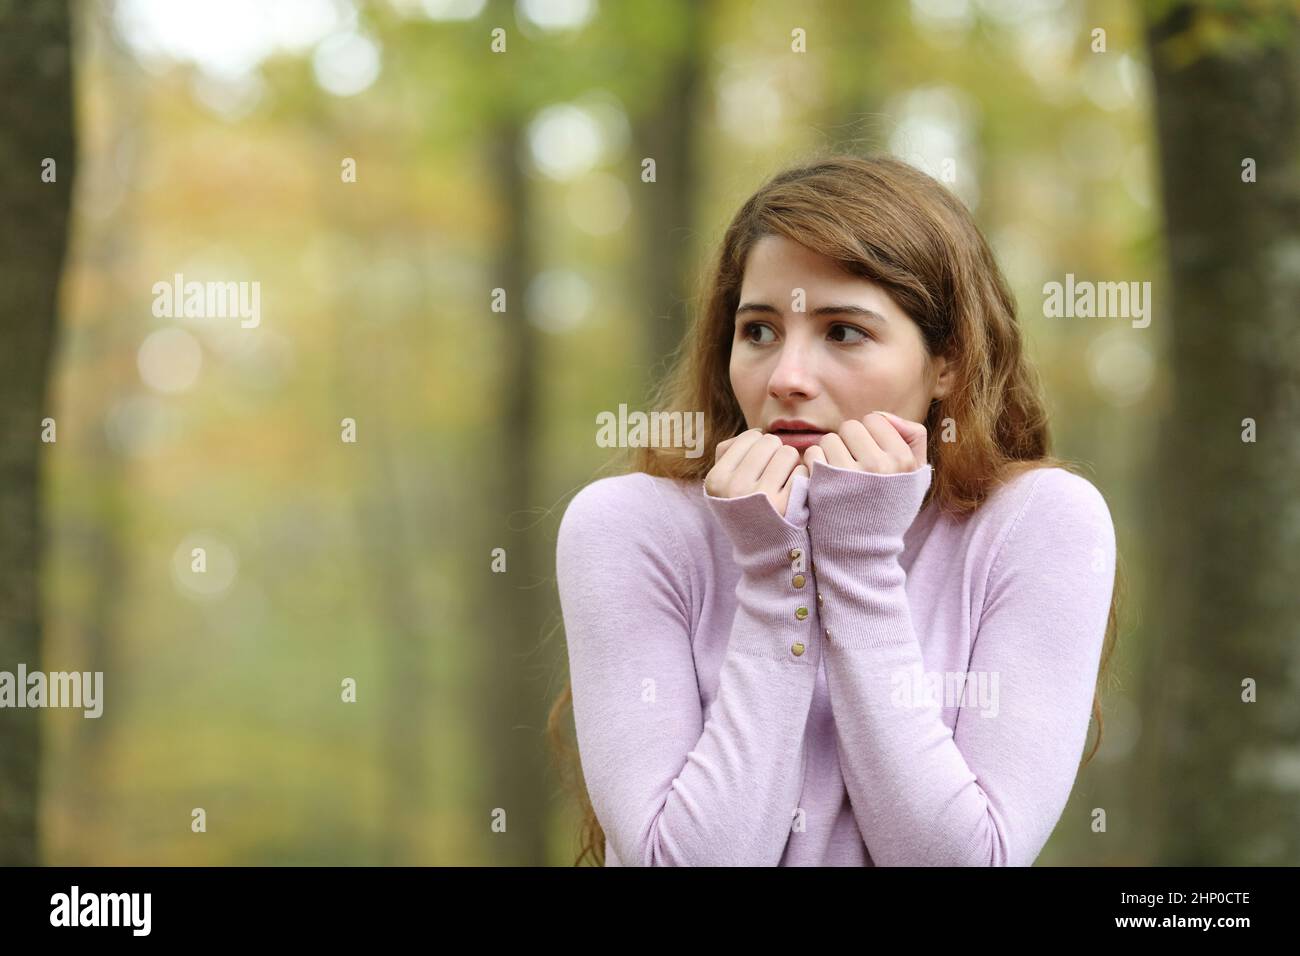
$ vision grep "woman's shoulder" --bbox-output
[986,464,1111,522]
[976,464,1115,563]
[559,470,696,520]
[557,471,702,556]
[555,472,699,622]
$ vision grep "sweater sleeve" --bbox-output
[555,470,822,866]
[805,461,1116,866]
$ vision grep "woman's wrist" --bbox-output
[703,481,811,570]
[806,460,933,558]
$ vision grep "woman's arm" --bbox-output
[556,471,822,866]
[806,461,1116,866]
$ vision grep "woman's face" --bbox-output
[729,234,953,449]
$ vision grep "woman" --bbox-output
[548,153,1123,867]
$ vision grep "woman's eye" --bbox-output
[739,321,870,345]
[830,324,870,344]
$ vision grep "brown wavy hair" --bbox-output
[547,152,1125,867]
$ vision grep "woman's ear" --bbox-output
[930,352,955,401]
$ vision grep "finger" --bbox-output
[714,433,741,462]
[836,418,884,469]
[733,432,785,488]
[862,413,913,472]
[753,441,799,496]
[714,428,763,476]
[802,444,827,469]
[817,431,855,469]
[873,410,928,468]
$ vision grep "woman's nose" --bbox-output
[768,342,818,398]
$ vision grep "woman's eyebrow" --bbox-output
[735,302,887,322]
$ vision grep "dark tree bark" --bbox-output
[0,0,77,866]
[474,114,550,865]
[1138,2,1300,864]
[630,0,706,384]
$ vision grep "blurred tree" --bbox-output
[1139,0,1300,864]
[0,0,76,866]
[477,111,550,865]
[629,0,706,379]
[470,0,548,866]
[819,0,900,153]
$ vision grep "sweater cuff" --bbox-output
[702,471,810,574]
[806,460,933,558]
[703,473,819,662]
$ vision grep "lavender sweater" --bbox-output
[555,458,1116,866]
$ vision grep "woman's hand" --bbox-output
[802,410,928,474]
[706,428,809,518]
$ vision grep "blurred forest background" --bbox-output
[1,0,1297,866]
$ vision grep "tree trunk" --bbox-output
[631,0,705,382]
[1139,2,1300,864]
[475,116,549,865]
[0,0,77,866]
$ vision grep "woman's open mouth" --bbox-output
[766,419,829,450]
[769,429,828,450]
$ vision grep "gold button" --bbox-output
[816,592,823,605]
[788,548,802,561]
[824,627,833,641]
[791,642,805,657]
[795,606,809,620]
[792,574,806,588]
